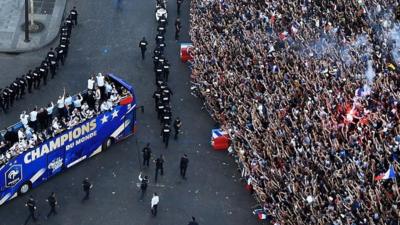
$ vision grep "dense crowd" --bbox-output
[0,73,129,166]
[190,0,400,224]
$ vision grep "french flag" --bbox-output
[258,213,267,220]
[374,165,396,181]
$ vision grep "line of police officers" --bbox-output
[0,7,78,115]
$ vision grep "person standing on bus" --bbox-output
[29,107,38,132]
[87,76,95,91]
[96,73,105,101]
[138,172,149,200]
[24,196,38,224]
[142,143,152,168]
[139,37,148,60]
[173,117,182,140]
[154,155,164,183]
[46,192,58,219]
[57,89,66,118]
[82,178,93,201]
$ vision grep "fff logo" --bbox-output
[5,165,23,187]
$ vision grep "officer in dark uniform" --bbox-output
[18,75,27,99]
[162,106,172,125]
[161,88,172,105]
[155,32,164,45]
[26,70,33,93]
[158,14,167,27]
[70,6,78,26]
[46,192,58,218]
[60,38,69,58]
[11,79,20,100]
[2,89,9,111]
[139,172,149,200]
[6,86,15,107]
[65,14,73,31]
[82,178,93,201]
[55,44,65,66]
[156,99,165,120]
[60,23,71,40]
[180,154,189,179]
[173,117,182,139]
[24,196,38,224]
[47,48,58,70]
[154,154,164,182]
[163,60,170,81]
[142,143,152,167]
[0,90,6,113]
[177,0,182,15]
[49,56,57,78]
[155,64,164,85]
[161,123,171,148]
[33,68,41,89]
[157,24,166,35]
[139,37,148,60]
[175,18,181,40]
[152,88,162,110]
[40,60,49,85]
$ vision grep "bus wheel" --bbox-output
[102,138,113,151]
[18,182,31,195]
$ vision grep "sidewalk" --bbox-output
[0,0,66,52]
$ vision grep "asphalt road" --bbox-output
[0,0,261,224]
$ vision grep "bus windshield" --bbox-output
[0,73,133,167]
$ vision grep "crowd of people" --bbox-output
[190,0,400,224]
[0,7,78,114]
[0,73,129,167]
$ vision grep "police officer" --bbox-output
[161,123,171,148]
[60,22,71,40]
[180,154,189,179]
[158,14,167,27]
[24,196,38,224]
[188,217,199,225]
[152,88,162,110]
[47,48,57,67]
[65,14,73,31]
[26,70,33,93]
[155,32,164,45]
[60,37,70,58]
[49,56,57,79]
[162,106,172,125]
[40,60,49,85]
[177,0,182,15]
[55,44,65,66]
[46,192,58,218]
[18,75,27,99]
[175,18,181,41]
[157,24,166,35]
[142,143,152,167]
[6,86,15,107]
[70,6,78,26]
[11,79,20,100]
[138,172,149,200]
[33,68,41,89]
[139,37,148,60]
[163,60,170,81]
[0,90,6,113]
[2,89,9,111]
[155,64,164,85]
[162,86,173,104]
[82,178,93,201]
[156,99,165,120]
[173,117,182,140]
[154,154,164,182]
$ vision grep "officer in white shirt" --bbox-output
[96,73,105,100]
[151,193,159,217]
[29,107,38,131]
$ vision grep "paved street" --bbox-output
[0,0,66,52]
[0,0,261,224]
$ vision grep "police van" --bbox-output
[0,74,136,205]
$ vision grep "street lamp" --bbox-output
[24,0,30,42]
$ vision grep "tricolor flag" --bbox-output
[258,212,267,220]
[374,165,396,181]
